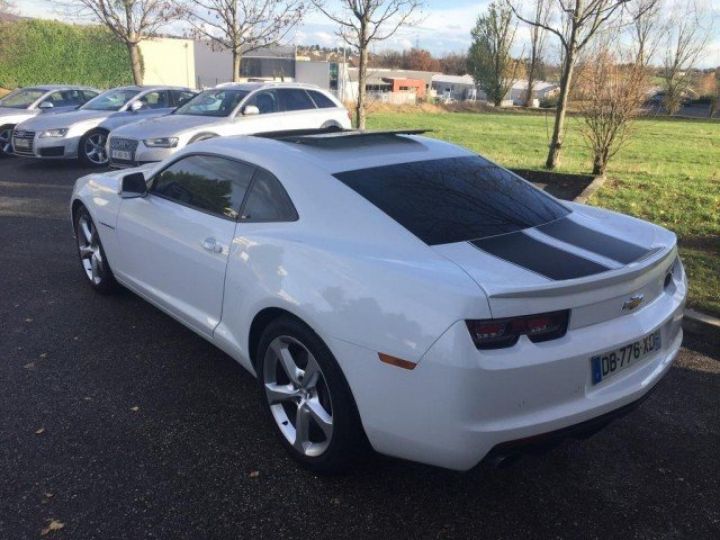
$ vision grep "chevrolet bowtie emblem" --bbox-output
[622,294,644,311]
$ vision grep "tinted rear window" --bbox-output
[333,156,569,245]
[308,90,337,108]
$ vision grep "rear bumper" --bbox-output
[329,270,686,471]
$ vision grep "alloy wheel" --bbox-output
[77,213,105,285]
[263,335,334,457]
[83,132,108,165]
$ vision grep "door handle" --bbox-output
[201,237,224,254]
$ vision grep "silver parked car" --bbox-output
[12,85,196,166]
[106,82,351,167]
[0,85,100,156]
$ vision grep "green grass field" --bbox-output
[366,110,720,316]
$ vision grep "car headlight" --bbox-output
[144,137,178,148]
[39,128,68,138]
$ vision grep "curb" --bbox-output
[573,174,606,204]
[683,309,720,339]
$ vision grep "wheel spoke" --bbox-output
[272,341,301,385]
[80,220,92,243]
[79,245,93,259]
[265,382,300,404]
[301,354,322,390]
[305,398,332,439]
[90,254,100,280]
[294,404,311,451]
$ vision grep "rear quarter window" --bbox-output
[333,156,569,245]
[308,90,338,108]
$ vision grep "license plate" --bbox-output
[591,330,661,385]
[111,150,132,160]
[14,138,30,148]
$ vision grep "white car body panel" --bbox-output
[106,83,352,167]
[70,133,686,470]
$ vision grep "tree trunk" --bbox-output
[232,51,242,82]
[128,42,143,85]
[356,24,369,129]
[592,151,607,176]
[546,46,575,170]
[526,68,535,108]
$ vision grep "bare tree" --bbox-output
[467,2,520,107]
[0,0,15,15]
[524,0,550,107]
[311,0,423,129]
[577,33,652,176]
[660,3,708,116]
[185,0,305,83]
[506,0,657,170]
[67,1,184,84]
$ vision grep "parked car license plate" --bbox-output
[14,138,30,148]
[111,150,132,160]
[591,330,661,385]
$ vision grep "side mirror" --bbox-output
[129,100,144,112]
[39,101,54,110]
[120,172,147,199]
[242,105,259,116]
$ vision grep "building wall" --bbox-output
[138,37,195,88]
[388,78,425,98]
[194,41,233,88]
[295,61,330,88]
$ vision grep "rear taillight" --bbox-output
[466,310,569,349]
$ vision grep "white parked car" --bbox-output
[0,85,100,156]
[106,82,351,168]
[70,130,686,472]
[12,85,196,166]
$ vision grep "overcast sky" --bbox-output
[18,0,720,68]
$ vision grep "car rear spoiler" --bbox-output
[254,128,431,144]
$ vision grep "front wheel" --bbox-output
[0,124,14,156]
[257,316,368,473]
[74,205,118,293]
[79,129,109,166]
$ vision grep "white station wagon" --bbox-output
[106,82,352,168]
[70,130,686,473]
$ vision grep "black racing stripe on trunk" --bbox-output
[471,232,611,280]
[538,218,649,264]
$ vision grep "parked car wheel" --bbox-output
[73,205,118,293]
[79,128,109,166]
[257,316,367,473]
[0,124,14,157]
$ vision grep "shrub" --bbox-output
[0,19,132,90]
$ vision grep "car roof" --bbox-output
[189,130,473,175]
[210,81,322,92]
[23,85,98,92]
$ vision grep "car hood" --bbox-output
[0,107,38,124]
[433,202,678,322]
[111,114,225,139]
[18,109,111,130]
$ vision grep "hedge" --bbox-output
[0,19,133,90]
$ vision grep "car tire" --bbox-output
[73,205,118,294]
[320,121,342,131]
[256,316,368,474]
[0,124,15,157]
[79,128,109,167]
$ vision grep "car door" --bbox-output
[275,88,325,129]
[115,154,255,336]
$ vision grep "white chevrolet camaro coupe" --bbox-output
[70,130,686,472]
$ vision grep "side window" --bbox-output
[307,90,337,109]
[44,90,84,107]
[244,90,279,114]
[152,155,255,219]
[242,169,297,222]
[279,89,316,112]
[173,90,196,107]
[139,90,170,109]
[82,90,99,102]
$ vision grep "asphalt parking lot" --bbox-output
[1,157,718,539]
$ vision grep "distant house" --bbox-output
[431,74,478,102]
[347,68,439,103]
[509,80,560,106]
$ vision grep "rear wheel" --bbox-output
[73,205,118,293]
[79,129,109,166]
[257,316,367,473]
[0,124,14,156]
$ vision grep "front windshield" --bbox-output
[0,88,46,109]
[81,88,140,111]
[174,89,249,117]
